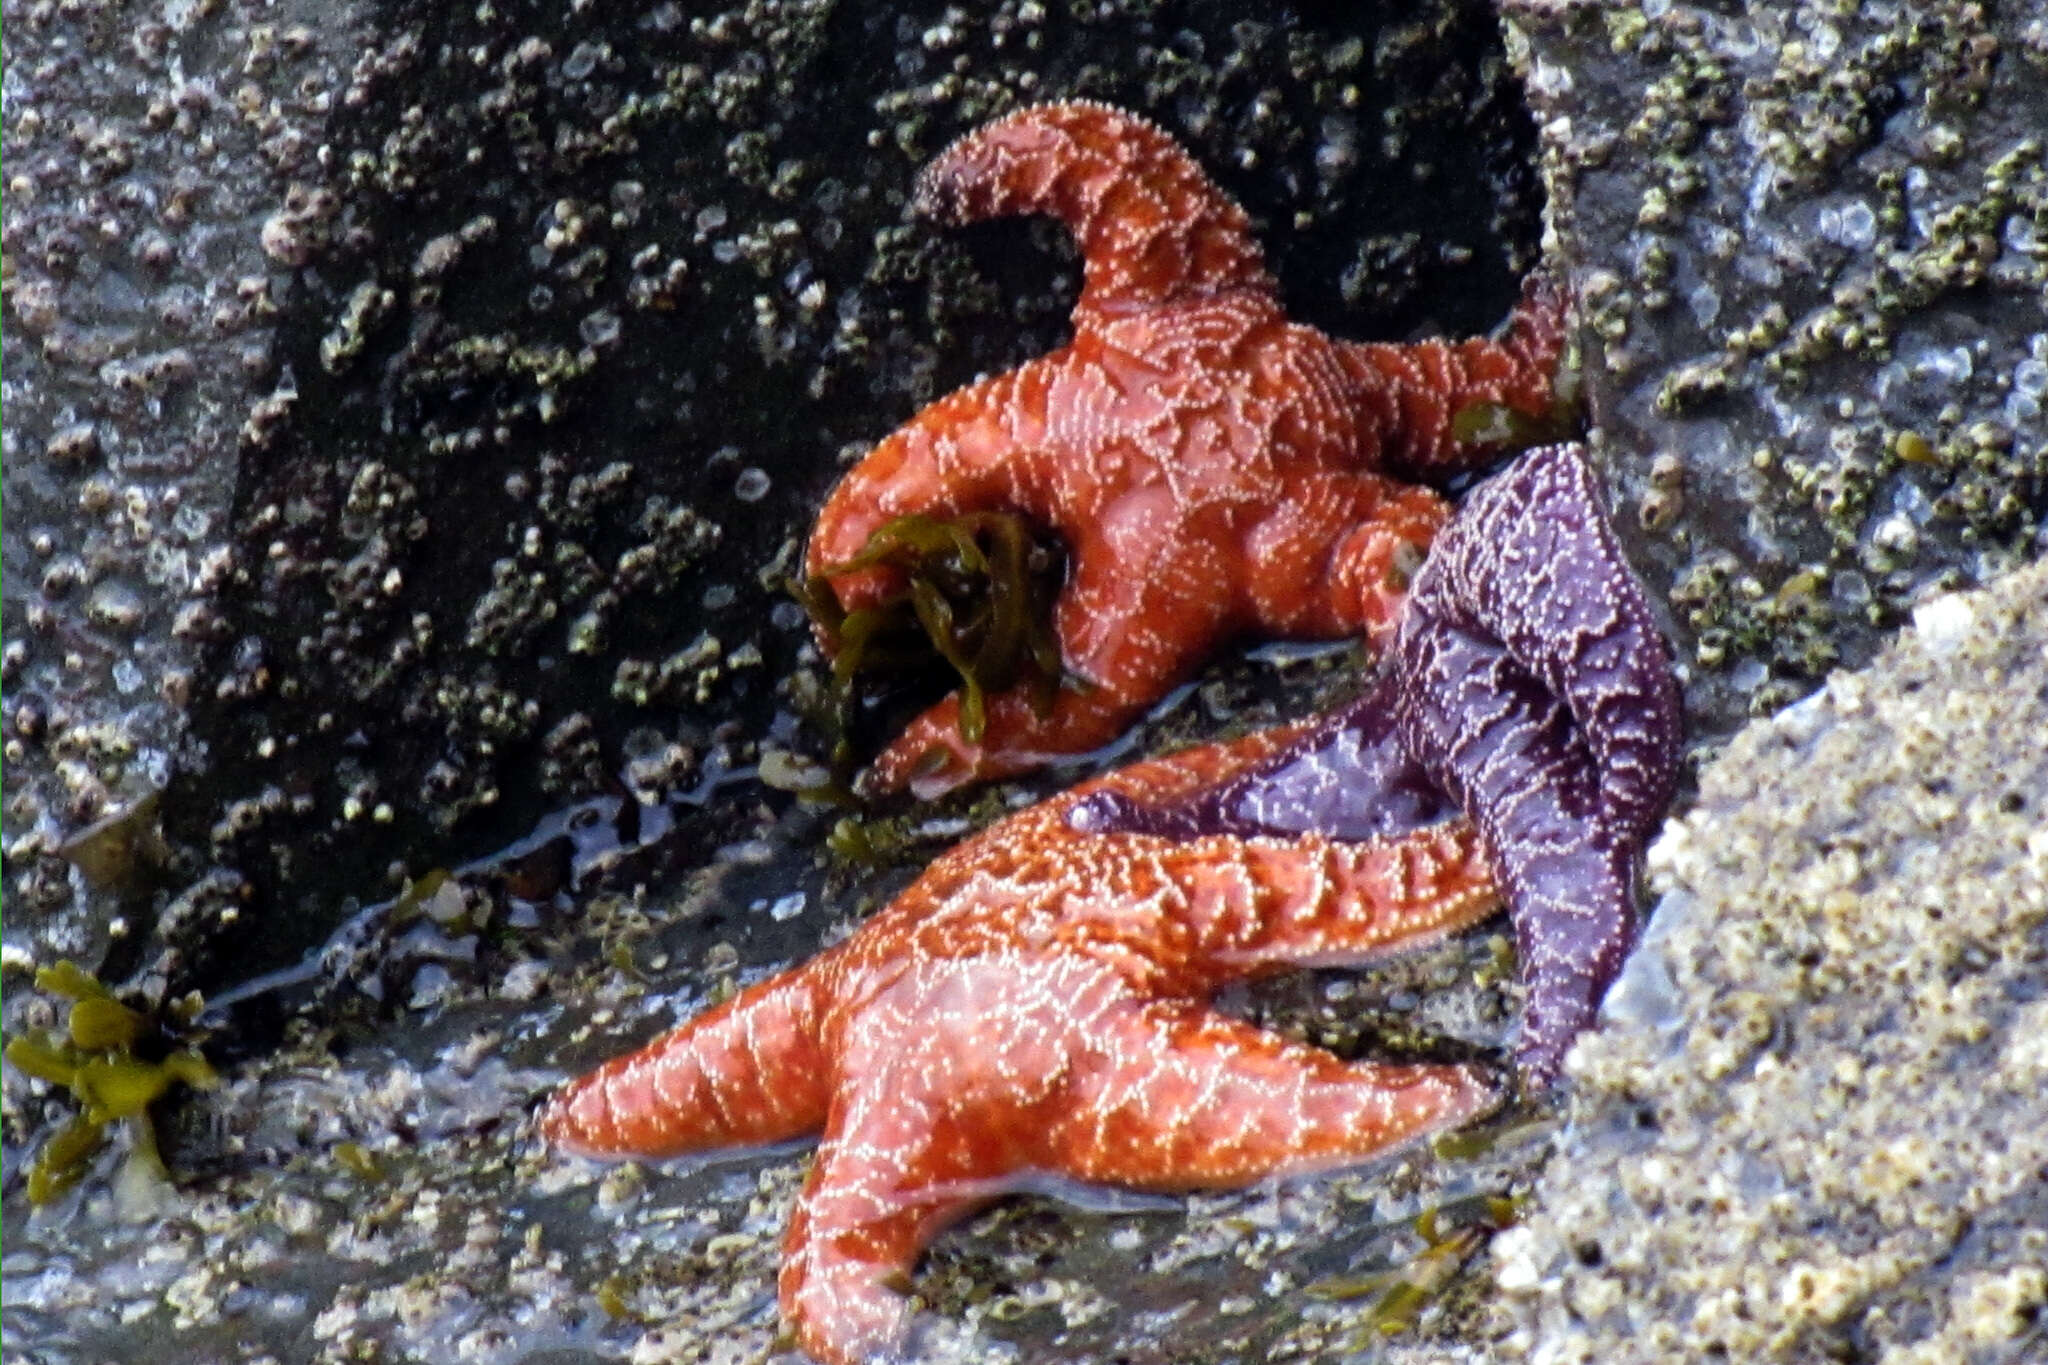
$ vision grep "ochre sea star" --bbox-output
[1392,443,1679,1081]
[544,743,1501,1365]
[1072,443,1683,1083]
[806,101,1567,797]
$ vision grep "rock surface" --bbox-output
[2,0,361,1018]
[1505,0,2048,764]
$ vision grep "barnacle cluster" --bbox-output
[1511,0,2047,741]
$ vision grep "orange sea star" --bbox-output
[806,101,1567,797]
[543,735,1501,1365]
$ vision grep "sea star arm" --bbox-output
[1337,271,1570,478]
[1393,443,1680,1083]
[802,357,1065,611]
[1317,482,1455,651]
[1048,999,1496,1187]
[774,956,1138,1365]
[1414,441,1681,846]
[1394,620,1632,1086]
[1123,820,1501,975]
[541,969,831,1158]
[775,1054,978,1365]
[1076,711,1332,806]
[1064,669,1453,845]
[913,99,1273,314]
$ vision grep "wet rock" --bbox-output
[1503,0,2048,765]
[2,0,360,1065]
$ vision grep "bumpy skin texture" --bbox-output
[806,101,1567,797]
[1071,444,1682,1084]
[543,743,1502,1365]
[1394,442,1680,1083]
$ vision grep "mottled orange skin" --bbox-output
[807,101,1567,797]
[543,731,1501,1365]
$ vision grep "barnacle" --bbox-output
[795,509,1064,767]
[3,960,217,1205]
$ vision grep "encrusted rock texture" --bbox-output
[1504,0,2047,764]
[3,0,365,993]
[1490,556,2048,1364]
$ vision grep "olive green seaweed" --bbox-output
[3,960,218,1205]
[794,509,1066,791]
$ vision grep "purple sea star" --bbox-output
[1072,442,1683,1083]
